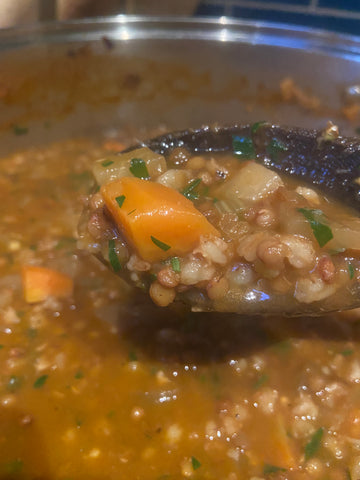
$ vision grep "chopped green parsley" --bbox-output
[115,195,126,208]
[298,208,333,248]
[101,159,114,167]
[6,459,24,474]
[33,374,48,389]
[254,373,269,390]
[13,125,28,136]
[266,138,288,160]
[171,257,181,273]
[191,456,201,470]
[233,135,255,160]
[304,427,324,461]
[182,178,202,200]
[341,348,354,357]
[348,263,355,280]
[55,236,77,250]
[130,158,150,179]
[263,463,286,475]
[151,236,171,252]
[251,121,267,134]
[128,350,138,362]
[108,239,122,272]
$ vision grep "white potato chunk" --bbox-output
[218,162,283,208]
[156,169,190,190]
[93,147,167,185]
[330,218,360,251]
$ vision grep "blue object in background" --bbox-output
[196,0,360,36]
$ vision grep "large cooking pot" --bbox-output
[2,17,360,479]
[0,16,359,156]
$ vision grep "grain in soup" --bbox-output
[1,132,360,479]
[81,140,360,314]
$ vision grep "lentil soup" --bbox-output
[81,128,360,315]
[2,133,360,480]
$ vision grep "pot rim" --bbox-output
[0,15,360,59]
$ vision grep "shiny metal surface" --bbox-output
[0,16,359,154]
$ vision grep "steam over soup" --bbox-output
[2,129,360,480]
[80,141,360,314]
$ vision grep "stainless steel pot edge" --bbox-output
[0,16,359,60]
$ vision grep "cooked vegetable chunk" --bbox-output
[101,177,220,262]
[22,265,73,303]
[93,147,167,186]
[216,161,283,208]
[81,135,360,315]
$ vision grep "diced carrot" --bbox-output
[101,177,219,262]
[103,139,126,152]
[248,413,296,469]
[22,265,73,304]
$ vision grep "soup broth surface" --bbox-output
[1,135,360,480]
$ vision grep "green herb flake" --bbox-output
[0,345,4,349]
[191,456,201,470]
[213,197,219,204]
[149,273,158,283]
[74,370,84,379]
[107,410,116,419]
[6,459,24,474]
[108,239,122,273]
[115,195,126,208]
[55,237,77,250]
[76,418,83,427]
[129,350,138,362]
[182,178,202,200]
[27,328,38,339]
[263,463,287,475]
[266,138,288,160]
[348,263,355,280]
[151,236,171,252]
[129,158,150,179]
[33,374,48,389]
[254,373,269,389]
[304,427,324,461]
[7,375,22,392]
[68,171,93,191]
[171,257,181,273]
[251,121,267,134]
[233,135,255,160]
[101,159,114,167]
[127,208,136,216]
[13,125,28,136]
[298,208,333,248]
[272,339,292,354]
[341,348,354,357]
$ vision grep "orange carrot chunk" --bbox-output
[101,177,220,262]
[22,265,74,303]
